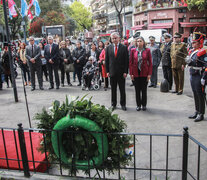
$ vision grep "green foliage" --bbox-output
[69,1,92,31]
[35,96,132,174]
[39,0,62,17]
[187,0,207,11]
[0,4,4,25]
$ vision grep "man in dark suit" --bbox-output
[26,36,43,91]
[44,36,60,89]
[105,32,129,111]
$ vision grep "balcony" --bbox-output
[93,13,108,20]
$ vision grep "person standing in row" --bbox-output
[129,37,152,111]
[72,41,86,86]
[18,42,31,86]
[26,37,43,91]
[39,42,48,82]
[161,33,173,90]
[170,32,188,95]
[148,36,161,88]
[99,41,110,90]
[59,41,73,87]
[105,32,129,111]
[187,32,207,122]
[44,36,60,89]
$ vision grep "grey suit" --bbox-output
[26,44,43,89]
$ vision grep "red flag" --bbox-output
[28,9,33,20]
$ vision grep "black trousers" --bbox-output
[42,65,48,81]
[104,77,109,88]
[47,64,60,88]
[110,75,126,106]
[0,73,2,89]
[59,64,70,85]
[21,64,30,82]
[190,74,206,114]
[5,74,12,87]
[134,77,148,107]
[83,74,93,88]
[150,66,158,86]
[162,66,173,90]
[75,66,83,85]
[29,64,43,88]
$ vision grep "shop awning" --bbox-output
[180,22,207,27]
[131,25,145,30]
[148,23,173,29]
[99,33,111,37]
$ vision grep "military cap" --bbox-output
[174,32,182,38]
[192,32,206,42]
[163,33,172,39]
[149,36,155,40]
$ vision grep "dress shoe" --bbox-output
[142,106,147,111]
[28,81,31,86]
[31,87,35,91]
[148,84,154,88]
[121,106,127,111]
[48,86,54,90]
[77,83,81,86]
[177,91,183,95]
[136,107,141,111]
[61,84,64,87]
[194,114,204,122]
[130,83,134,87]
[68,83,73,86]
[40,87,44,90]
[153,85,157,88]
[171,91,178,93]
[188,112,198,119]
[24,82,27,86]
[56,86,59,89]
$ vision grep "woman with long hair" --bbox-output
[99,41,110,90]
[129,37,152,111]
[18,42,31,86]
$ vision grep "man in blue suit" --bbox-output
[44,36,60,89]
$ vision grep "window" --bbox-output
[152,19,173,24]
[190,18,206,22]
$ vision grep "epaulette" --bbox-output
[197,49,206,57]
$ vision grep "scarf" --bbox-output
[136,48,144,72]
[20,49,27,63]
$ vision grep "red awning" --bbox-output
[180,22,207,28]
[99,33,111,37]
[131,25,145,31]
[148,23,173,29]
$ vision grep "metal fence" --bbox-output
[0,124,207,180]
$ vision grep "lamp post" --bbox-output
[21,18,27,44]
[2,0,18,102]
[123,0,126,37]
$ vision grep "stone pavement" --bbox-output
[0,68,207,179]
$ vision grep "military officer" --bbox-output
[187,32,207,122]
[160,33,173,90]
[170,32,188,95]
[148,36,161,88]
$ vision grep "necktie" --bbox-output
[115,45,118,58]
[50,45,52,53]
[32,45,34,58]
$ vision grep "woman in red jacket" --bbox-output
[99,41,110,90]
[129,37,152,111]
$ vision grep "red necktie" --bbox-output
[115,45,117,57]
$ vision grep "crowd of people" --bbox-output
[0,31,206,122]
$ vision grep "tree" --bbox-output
[29,17,45,36]
[69,1,92,31]
[187,0,207,11]
[45,10,66,26]
[0,4,4,25]
[39,0,62,17]
[111,0,131,38]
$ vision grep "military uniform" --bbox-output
[170,33,188,94]
[188,32,207,122]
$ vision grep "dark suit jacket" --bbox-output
[25,44,41,66]
[105,43,129,77]
[44,43,59,66]
[160,42,171,67]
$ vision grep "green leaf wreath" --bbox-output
[35,95,132,174]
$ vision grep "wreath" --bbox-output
[35,95,132,174]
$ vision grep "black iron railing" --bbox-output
[0,124,206,180]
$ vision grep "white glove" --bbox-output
[201,78,205,86]
[185,56,191,64]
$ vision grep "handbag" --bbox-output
[64,63,74,72]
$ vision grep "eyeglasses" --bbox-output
[29,40,34,41]
[137,41,143,42]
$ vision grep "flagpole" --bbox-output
[2,0,18,102]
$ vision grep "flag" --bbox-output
[28,9,33,20]
[8,0,18,19]
[21,0,28,17]
[28,0,41,17]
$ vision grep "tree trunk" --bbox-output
[117,13,123,38]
